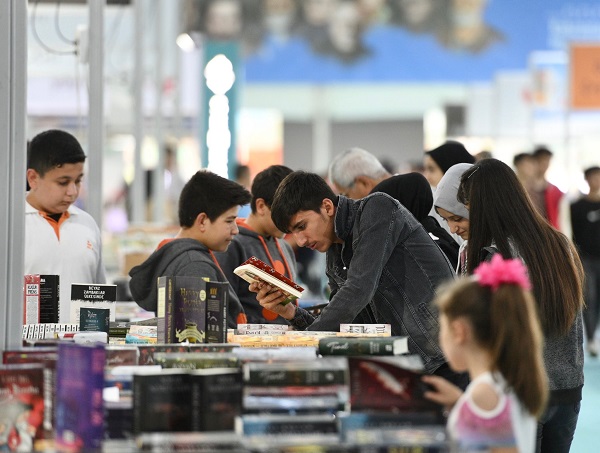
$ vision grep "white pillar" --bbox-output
[87,0,105,227]
[0,0,27,350]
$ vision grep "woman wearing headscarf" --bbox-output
[373,172,459,266]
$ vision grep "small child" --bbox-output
[423,254,548,453]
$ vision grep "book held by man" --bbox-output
[234,256,304,305]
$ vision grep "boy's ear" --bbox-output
[194,212,209,231]
[255,198,268,215]
[26,169,40,190]
[321,198,336,217]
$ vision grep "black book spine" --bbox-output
[245,368,348,386]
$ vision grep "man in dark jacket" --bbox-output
[253,171,462,385]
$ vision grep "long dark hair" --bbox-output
[457,159,584,336]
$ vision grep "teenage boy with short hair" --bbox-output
[216,165,297,324]
[253,171,464,385]
[129,170,251,327]
[25,129,106,323]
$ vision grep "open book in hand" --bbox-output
[234,256,304,305]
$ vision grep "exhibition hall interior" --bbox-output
[0,0,599,451]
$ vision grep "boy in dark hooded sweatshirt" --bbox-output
[215,165,298,324]
[128,170,251,327]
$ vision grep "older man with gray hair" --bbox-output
[328,147,391,199]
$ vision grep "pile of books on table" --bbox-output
[0,322,451,452]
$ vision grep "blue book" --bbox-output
[54,342,105,451]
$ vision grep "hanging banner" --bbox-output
[570,44,600,109]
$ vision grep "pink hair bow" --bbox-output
[474,254,532,291]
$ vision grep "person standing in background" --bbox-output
[235,164,252,219]
[423,140,475,244]
[571,166,600,357]
[216,165,298,324]
[25,129,106,323]
[532,146,564,230]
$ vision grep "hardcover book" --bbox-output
[132,369,193,433]
[69,283,117,324]
[348,355,442,414]
[39,275,60,324]
[2,348,58,436]
[205,281,228,343]
[318,336,409,356]
[0,364,47,450]
[153,352,240,370]
[157,276,207,344]
[243,357,348,386]
[234,256,304,305]
[339,323,391,336]
[105,345,139,369]
[23,274,41,325]
[190,368,243,431]
[54,342,106,451]
[137,344,189,366]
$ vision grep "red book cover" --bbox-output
[234,256,304,304]
[348,356,442,414]
[0,364,47,451]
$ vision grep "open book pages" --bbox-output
[234,256,304,304]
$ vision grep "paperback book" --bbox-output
[23,274,41,325]
[69,283,117,324]
[234,256,304,305]
[79,307,110,333]
[39,275,60,324]
[318,336,409,356]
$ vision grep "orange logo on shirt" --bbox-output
[87,241,93,250]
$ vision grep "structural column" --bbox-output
[0,0,27,350]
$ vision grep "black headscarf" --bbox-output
[372,172,459,267]
[425,141,475,174]
[372,173,432,222]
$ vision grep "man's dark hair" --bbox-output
[250,165,293,213]
[532,146,553,158]
[512,152,532,167]
[178,170,251,227]
[584,166,600,180]
[271,171,337,233]
[28,129,86,176]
